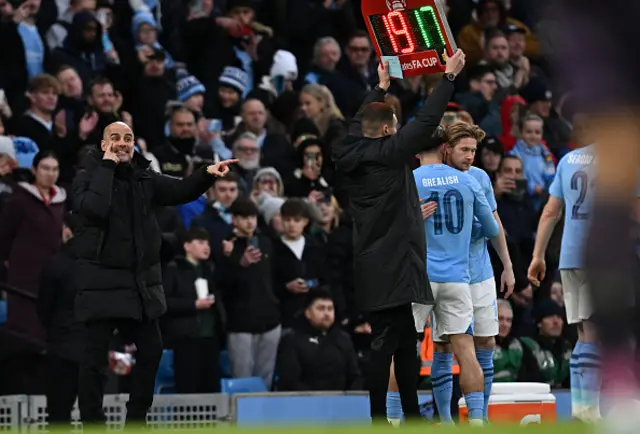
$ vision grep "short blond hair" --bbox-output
[443,122,486,147]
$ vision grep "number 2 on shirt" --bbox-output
[426,190,464,235]
[570,170,589,220]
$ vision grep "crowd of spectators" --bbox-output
[0,0,577,397]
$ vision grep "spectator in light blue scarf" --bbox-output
[131,11,174,69]
[508,114,556,211]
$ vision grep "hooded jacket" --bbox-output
[331,77,454,312]
[53,11,107,84]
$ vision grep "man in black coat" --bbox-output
[71,121,236,426]
[332,51,466,423]
[276,289,363,392]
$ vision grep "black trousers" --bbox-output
[367,303,421,423]
[174,336,221,394]
[46,354,79,425]
[78,319,162,426]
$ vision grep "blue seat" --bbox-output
[154,349,175,394]
[219,350,231,378]
[220,377,267,395]
[0,300,6,325]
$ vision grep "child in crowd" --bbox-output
[508,114,556,210]
[217,198,281,390]
[272,198,327,331]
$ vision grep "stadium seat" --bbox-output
[0,300,6,325]
[154,349,175,394]
[219,349,231,378]
[220,377,267,395]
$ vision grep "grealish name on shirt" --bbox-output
[567,154,594,165]
[421,175,459,187]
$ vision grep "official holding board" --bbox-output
[334,0,464,423]
[333,25,464,426]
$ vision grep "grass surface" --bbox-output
[71,423,592,433]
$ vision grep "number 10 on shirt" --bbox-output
[426,190,465,235]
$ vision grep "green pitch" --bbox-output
[75,423,591,434]
[213,425,590,434]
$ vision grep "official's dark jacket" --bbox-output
[276,319,363,391]
[71,151,215,322]
[162,257,226,345]
[331,78,455,312]
[36,239,85,363]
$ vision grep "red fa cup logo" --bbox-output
[386,0,407,11]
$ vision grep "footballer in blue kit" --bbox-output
[443,144,515,423]
[413,123,500,426]
[528,144,600,422]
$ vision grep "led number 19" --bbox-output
[382,11,416,54]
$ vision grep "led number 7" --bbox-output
[382,11,416,54]
[413,6,446,50]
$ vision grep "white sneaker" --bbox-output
[468,419,484,427]
[387,418,401,428]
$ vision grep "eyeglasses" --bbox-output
[237,146,258,153]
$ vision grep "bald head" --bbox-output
[103,121,132,140]
[101,121,135,163]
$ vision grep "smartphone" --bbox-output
[248,236,259,249]
[273,76,286,96]
[514,178,528,194]
[208,119,223,133]
[305,279,319,289]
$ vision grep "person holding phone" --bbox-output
[272,199,327,331]
[216,198,281,390]
[493,155,538,259]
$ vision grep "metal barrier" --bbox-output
[24,394,229,431]
[0,396,28,431]
[0,390,572,430]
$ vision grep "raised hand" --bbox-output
[79,111,99,140]
[240,246,262,267]
[207,159,239,177]
[222,239,235,257]
[103,142,120,164]
[377,60,391,90]
[444,49,466,77]
[54,110,67,138]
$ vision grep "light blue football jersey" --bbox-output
[548,145,595,269]
[414,164,499,283]
[467,166,498,284]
